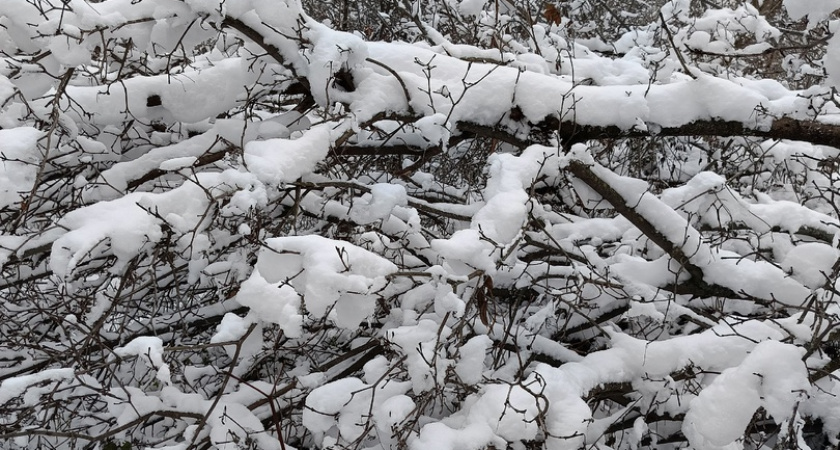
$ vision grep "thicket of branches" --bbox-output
[1,0,840,449]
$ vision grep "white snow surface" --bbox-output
[683,341,809,450]
[0,127,43,209]
[244,235,397,330]
[783,0,838,28]
[115,336,172,385]
[0,368,75,406]
[349,183,408,224]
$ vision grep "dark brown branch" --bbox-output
[293,180,473,221]
[660,12,697,80]
[126,144,234,190]
[565,160,704,280]
[551,117,840,149]
[221,17,291,69]
[386,116,840,154]
[685,34,831,58]
[564,159,743,298]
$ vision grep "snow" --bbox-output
[84,131,227,199]
[361,40,808,134]
[783,0,838,28]
[0,368,75,406]
[64,57,259,125]
[304,376,412,446]
[115,336,172,385]
[248,235,397,329]
[496,317,808,450]
[374,394,415,430]
[704,251,811,306]
[683,341,809,450]
[454,335,491,384]
[50,192,164,278]
[781,242,838,289]
[826,31,840,90]
[349,183,408,224]
[387,319,453,394]
[457,0,487,17]
[244,122,337,185]
[211,312,264,360]
[156,385,284,450]
[304,377,367,436]
[434,283,467,317]
[0,127,43,209]
[53,170,253,278]
[412,422,505,450]
[303,22,369,106]
[235,270,303,338]
[159,156,197,171]
[468,384,542,441]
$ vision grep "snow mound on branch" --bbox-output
[304,376,411,446]
[433,145,561,276]
[454,335,491,384]
[111,385,284,450]
[683,340,809,450]
[86,131,223,200]
[457,0,487,16]
[566,146,812,306]
[0,127,43,209]
[466,384,543,441]
[780,242,839,289]
[50,192,165,278]
[244,122,336,185]
[523,318,804,450]
[413,422,505,450]
[349,183,408,224]
[210,313,265,361]
[825,31,840,90]
[115,336,171,385]
[246,235,398,329]
[235,270,303,338]
[0,75,17,104]
[52,170,259,279]
[64,58,257,125]
[0,368,74,406]
[783,0,838,28]
[387,319,453,394]
[304,23,368,106]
